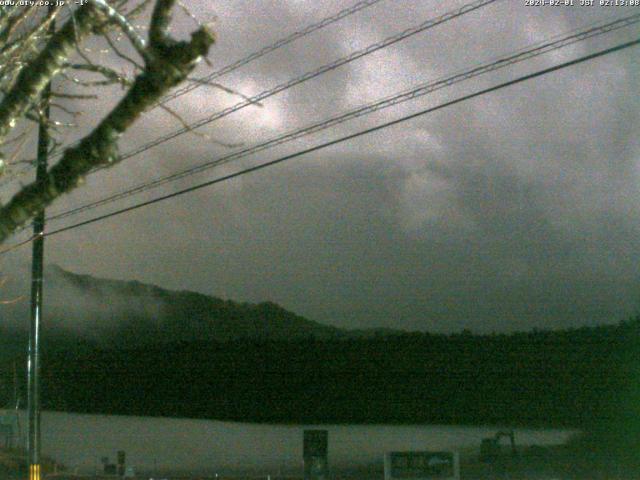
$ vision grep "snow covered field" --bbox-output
[3,411,576,475]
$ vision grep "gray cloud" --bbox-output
[2,0,639,334]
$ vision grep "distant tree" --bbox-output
[0,0,215,244]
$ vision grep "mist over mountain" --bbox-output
[0,265,348,350]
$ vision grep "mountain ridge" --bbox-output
[35,265,394,347]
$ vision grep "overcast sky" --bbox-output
[2,0,639,333]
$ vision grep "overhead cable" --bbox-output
[0,0,388,181]
[29,37,638,244]
[45,12,640,223]
[115,0,501,161]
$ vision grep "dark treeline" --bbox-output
[2,319,638,428]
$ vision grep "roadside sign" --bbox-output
[384,451,460,480]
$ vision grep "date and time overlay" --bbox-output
[0,0,638,11]
[526,0,639,6]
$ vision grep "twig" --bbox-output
[89,0,151,63]
[104,32,144,71]
[0,3,105,153]
[186,77,263,107]
[0,0,215,242]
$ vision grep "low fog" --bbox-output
[0,260,165,342]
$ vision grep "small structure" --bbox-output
[100,452,128,477]
[480,430,517,463]
[384,451,460,480]
[303,430,328,480]
[117,450,126,476]
[0,409,20,449]
[101,457,117,475]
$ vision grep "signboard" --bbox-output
[384,451,460,480]
[303,430,328,480]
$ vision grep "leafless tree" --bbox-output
[0,0,215,244]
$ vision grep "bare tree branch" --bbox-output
[51,91,98,99]
[104,31,144,70]
[89,0,151,63]
[0,4,105,157]
[0,0,215,243]
[64,63,132,87]
[0,5,59,58]
[0,4,38,44]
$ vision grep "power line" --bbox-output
[111,0,501,162]
[0,0,387,184]
[24,0,495,175]
[0,0,496,190]
[44,13,640,224]
[30,37,637,243]
[157,0,388,106]
[0,232,40,255]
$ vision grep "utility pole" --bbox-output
[27,14,53,480]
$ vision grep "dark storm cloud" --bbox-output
[2,0,639,333]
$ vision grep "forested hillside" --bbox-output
[2,319,637,429]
